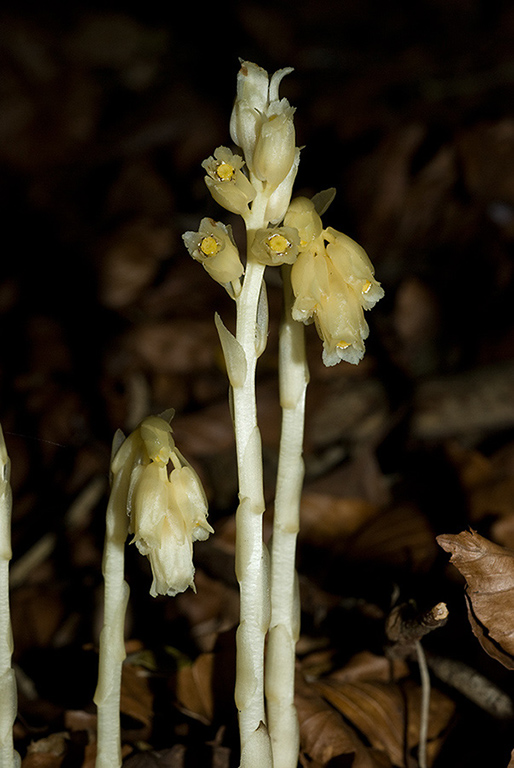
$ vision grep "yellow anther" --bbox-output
[337,341,351,350]
[216,162,235,181]
[268,233,290,254]
[362,280,372,294]
[200,236,221,256]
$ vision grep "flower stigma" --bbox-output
[268,233,291,255]
[216,162,235,181]
[200,236,221,256]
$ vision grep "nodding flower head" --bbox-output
[285,196,384,367]
[111,414,213,597]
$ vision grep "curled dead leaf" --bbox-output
[437,529,514,669]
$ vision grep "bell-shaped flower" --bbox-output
[314,288,369,367]
[183,218,244,286]
[287,195,384,366]
[202,146,256,215]
[112,414,213,598]
[229,60,297,192]
[324,227,385,310]
[252,226,300,266]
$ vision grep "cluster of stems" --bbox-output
[0,59,384,768]
[183,60,383,768]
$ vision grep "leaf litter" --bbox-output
[4,2,514,767]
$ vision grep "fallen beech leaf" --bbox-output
[314,677,454,767]
[329,650,409,685]
[446,441,514,523]
[120,664,153,728]
[175,653,214,724]
[299,493,380,547]
[347,502,438,571]
[437,530,514,669]
[295,673,392,768]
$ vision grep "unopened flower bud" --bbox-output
[230,61,270,163]
[252,107,296,187]
[284,197,323,247]
[229,60,297,190]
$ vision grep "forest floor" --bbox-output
[2,2,514,766]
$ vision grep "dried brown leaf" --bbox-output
[295,672,392,768]
[329,651,409,685]
[437,529,514,668]
[22,733,67,768]
[120,664,153,728]
[314,677,454,768]
[299,492,380,548]
[446,441,514,524]
[175,653,214,724]
[347,502,438,571]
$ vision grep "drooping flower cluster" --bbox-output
[183,60,384,367]
[285,196,384,366]
[110,413,213,597]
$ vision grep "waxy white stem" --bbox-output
[0,427,20,768]
[94,471,130,768]
[232,195,273,768]
[266,268,308,768]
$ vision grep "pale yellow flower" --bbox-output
[183,218,244,286]
[202,146,256,215]
[324,227,385,310]
[252,226,300,266]
[285,196,384,366]
[112,414,213,597]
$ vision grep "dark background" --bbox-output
[2,1,514,766]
